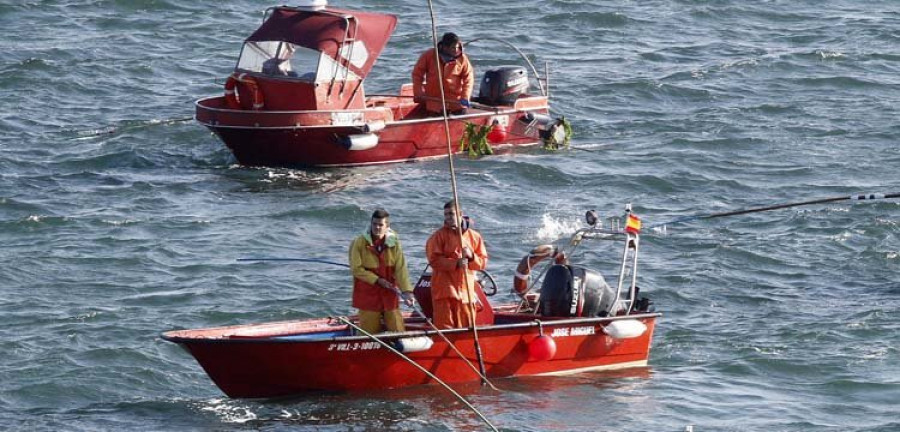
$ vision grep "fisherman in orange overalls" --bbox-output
[349,209,414,334]
[412,32,475,115]
[425,200,489,329]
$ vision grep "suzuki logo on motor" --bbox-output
[506,76,527,88]
[570,275,582,315]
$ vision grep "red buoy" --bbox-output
[527,334,557,361]
[487,121,507,143]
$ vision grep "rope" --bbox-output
[69,116,194,140]
[410,267,498,389]
[410,305,499,391]
[336,317,498,432]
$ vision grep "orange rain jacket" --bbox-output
[412,50,474,113]
[425,226,488,304]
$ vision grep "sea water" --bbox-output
[1,1,898,430]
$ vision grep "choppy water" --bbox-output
[2,1,899,431]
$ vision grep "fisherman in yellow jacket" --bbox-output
[349,209,414,334]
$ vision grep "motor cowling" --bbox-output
[539,265,618,317]
[478,66,529,106]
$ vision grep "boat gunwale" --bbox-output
[193,97,549,130]
[160,312,661,345]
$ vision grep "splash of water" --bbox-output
[534,213,582,242]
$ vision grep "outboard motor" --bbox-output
[539,265,618,317]
[478,66,529,106]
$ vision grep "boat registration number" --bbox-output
[550,326,596,338]
[331,112,364,126]
[328,341,382,352]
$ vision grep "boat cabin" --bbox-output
[229,4,397,111]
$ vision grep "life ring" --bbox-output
[223,75,240,109]
[513,244,567,296]
[223,73,264,110]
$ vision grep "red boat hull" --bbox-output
[162,309,658,398]
[195,95,552,167]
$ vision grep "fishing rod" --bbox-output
[236,257,349,267]
[464,37,547,96]
[336,317,499,432]
[648,192,900,230]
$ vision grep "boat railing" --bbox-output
[465,37,548,97]
[569,222,641,315]
[516,210,643,316]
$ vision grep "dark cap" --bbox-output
[440,32,460,46]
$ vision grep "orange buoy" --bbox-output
[527,334,557,361]
[486,121,507,143]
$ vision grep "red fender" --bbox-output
[513,244,567,295]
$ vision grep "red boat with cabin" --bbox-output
[195,1,569,167]
[162,208,659,398]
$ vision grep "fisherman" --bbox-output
[262,57,298,77]
[412,32,475,115]
[425,200,489,329]
[349,209,415,334]
[262,43,298,77]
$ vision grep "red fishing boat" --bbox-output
[195,1,569,168]
[162,207,659,398]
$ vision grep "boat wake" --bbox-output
[194,398,258,424]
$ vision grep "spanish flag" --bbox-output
[625,213,642,234]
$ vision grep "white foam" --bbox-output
[199,398,258,424]
[535,213,582,241]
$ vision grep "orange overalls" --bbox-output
[425,226,488,329]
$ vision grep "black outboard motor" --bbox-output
[539,265,618,317]
[478,66,529,106]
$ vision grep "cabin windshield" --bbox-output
[236,40,362,83]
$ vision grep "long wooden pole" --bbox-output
[425,0,491,386]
